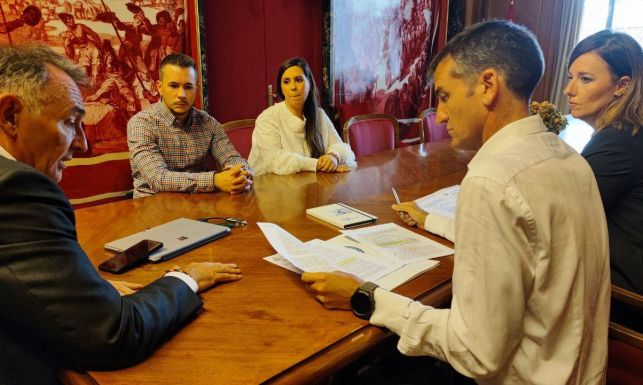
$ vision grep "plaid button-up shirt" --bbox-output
[127,102,249,198]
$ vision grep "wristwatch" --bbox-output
[350,281,379,319]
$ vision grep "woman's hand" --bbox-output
[317,154,339,172]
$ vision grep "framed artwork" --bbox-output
[0,0,204,207]
[324,0,447,136]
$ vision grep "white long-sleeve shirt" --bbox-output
[423,214,455,243]
[371,115,610,384]
[248,102,356,176]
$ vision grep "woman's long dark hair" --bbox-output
[276,57,324,158]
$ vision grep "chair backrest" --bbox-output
[222,119,255,159]
[607,285,643,384]
[337,101,374,129]
[342,114,399,157]
[419,108,449,143]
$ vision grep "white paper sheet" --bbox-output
[260,224,446,290]
[414,185,459,219]
[342,223,453,263]
[258,223,397,282]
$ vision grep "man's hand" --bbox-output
[392,201,428,228]
[316,154,339,172]
[301,271,364,310]
[214,164,253,194]
[182,262,242,293]
[107,280,144,296]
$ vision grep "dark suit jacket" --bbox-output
[582,125,643,294]
[0,157,202,385]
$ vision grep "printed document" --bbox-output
[259,223,446,289]
[342,223,453,263]
[263,234,440,290]
[257,223,397,282]
[414,185,459,219]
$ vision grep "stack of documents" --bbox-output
[259,222,453,290]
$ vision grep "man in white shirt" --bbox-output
[301,21,610,384]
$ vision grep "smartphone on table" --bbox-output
[98,239,163,274]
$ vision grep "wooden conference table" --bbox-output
[66,142,473,385]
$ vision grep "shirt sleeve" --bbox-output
[321,111,357,167]
[208,116,250,170]
[423,213,455,243]
[370,176,532,379]
[581,127,634,210]
[249,111,318,175]
[127,115,217,193]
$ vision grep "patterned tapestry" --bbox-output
[328,0,446,138]
[0,0,202,207]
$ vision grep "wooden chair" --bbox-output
[607,285,643,385]
[222,119,256,159]
[342,114,399,156]
[418,108,449,143]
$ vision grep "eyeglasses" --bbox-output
[198,217,248,228]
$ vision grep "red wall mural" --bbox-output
[330,0,447,136]
[0,0,201,207]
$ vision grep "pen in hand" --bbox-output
[392,188,401,205]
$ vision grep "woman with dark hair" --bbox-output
[249,58,355,175]
[564,30,643,294]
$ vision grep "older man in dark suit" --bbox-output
[0,43,242,385]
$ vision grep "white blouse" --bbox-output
[248,102,356,176]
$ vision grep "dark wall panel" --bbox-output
[204,0,322,123]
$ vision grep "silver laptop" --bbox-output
[104,218,231,262]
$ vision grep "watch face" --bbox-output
[351,291,373,316]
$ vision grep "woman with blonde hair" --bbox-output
[564,30,643,294]
[249,58,355,176]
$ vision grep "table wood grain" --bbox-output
[67,142,472,385]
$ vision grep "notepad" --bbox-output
[104,218,230,262]
[306,203,377,229]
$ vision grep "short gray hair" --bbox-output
[428,21,544,101]
[0,43,89,113]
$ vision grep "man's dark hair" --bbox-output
[159,53,196,80]
[428,21,544,100]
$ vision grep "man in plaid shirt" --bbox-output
[127,53,252,198]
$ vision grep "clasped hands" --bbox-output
[317,154,352,173]
[214,164,253,194]
[107,261,242,296]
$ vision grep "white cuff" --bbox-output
[302,157,318,172]
[370,288,414,336]
[423,213,456,243]
[165,272,198,293]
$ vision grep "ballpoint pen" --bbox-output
[391,187,401,205]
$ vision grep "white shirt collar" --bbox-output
[468,114,546,170]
